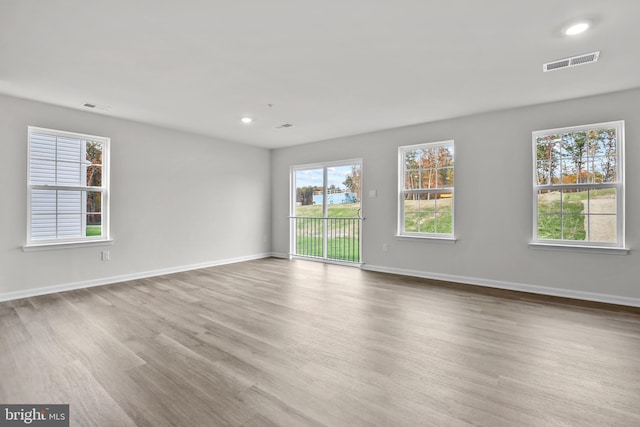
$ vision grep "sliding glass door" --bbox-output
[291,160,362,263]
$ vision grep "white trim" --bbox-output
[531,120,625,248]
[270,252,290,259]
[395,235,457,243]
[528,242,629,255]
[290,157,364,171]
[322,166,328,257]
[27,126,109,141]
[398,140,455,238]
[290,254,361,267]
[23,239,114,252]
[31,184,107,192]
[533,120,624,137]
[0,253,271,303]
[289,159,363,263]
[27,126,111,245]
[360,264,640,308]
[399,140,454,151]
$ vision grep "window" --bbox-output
[27,127,110,246]
[532,121,624,249]
[399,141,454,238]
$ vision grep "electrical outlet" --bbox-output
[382,243,388,252]
[101,250,110,261]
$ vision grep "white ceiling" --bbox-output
[1,1,639,149]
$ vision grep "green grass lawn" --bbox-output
[537,201,585,240]
[403,199,452,234]
[86,225,102,236]
[294,203,361,262]
[537,190,592,240]
[295,203,360,218]
[404,211,452,234]
[296,236,360,262]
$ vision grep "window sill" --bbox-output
[528,242,629,255]
[395,235,457,244]
[23,239,114,252]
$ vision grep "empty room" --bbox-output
[1,1,639,426]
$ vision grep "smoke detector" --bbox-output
[543,51,599,72]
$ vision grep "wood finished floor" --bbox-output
[1,258,640,426]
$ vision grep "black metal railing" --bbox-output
[291,217,361,263]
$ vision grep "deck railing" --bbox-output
[291,217,362,263]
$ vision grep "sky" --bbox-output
[295,164,358,189]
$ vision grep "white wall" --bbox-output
[0,94,271,298]
[272,88,640,305]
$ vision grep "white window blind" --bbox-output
[27,127,109,245]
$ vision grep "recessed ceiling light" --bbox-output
[564,22,589,36]
[241,117,253,124]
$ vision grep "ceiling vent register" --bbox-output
[543,51,600,72]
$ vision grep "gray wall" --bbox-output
[0,94,271,297]
[272,88,640,303]
[3,88,638,304]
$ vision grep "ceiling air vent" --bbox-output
[543,51,600,72]
[275,123,294,129]
[83,102,111,111]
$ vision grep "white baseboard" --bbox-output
[269,252,290,259]
[4,256,638,308]
[0,253,272,303]
[361,264,640,308]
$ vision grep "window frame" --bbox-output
[289,158,363,259]
[531,120,625,251]
[398,140,455,240]
[25,126,111,249]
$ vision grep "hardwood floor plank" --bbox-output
[1,258,639,426]
[126,362,242,426]
[234,386,327,427]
